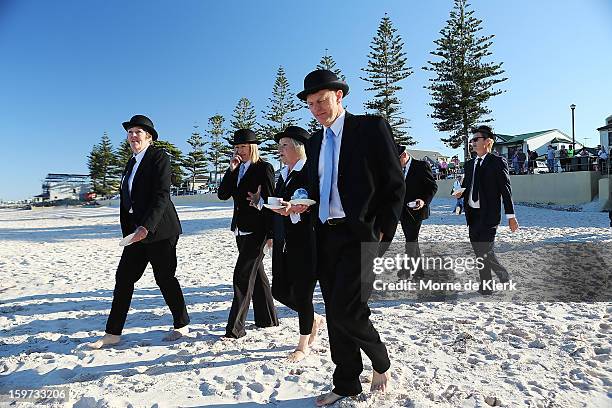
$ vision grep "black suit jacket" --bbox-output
[218,160,274,235]
[461,154,515,227]
[307,112,405,242]
[402,159,438,223]
[270,164,315,279]
[119,146,182,243]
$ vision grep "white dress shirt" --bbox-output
[124,146,149,213]
[467,152,515,219]
[318,110,346,220]
[257,159,305,225]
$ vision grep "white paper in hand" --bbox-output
[119,232,136,247]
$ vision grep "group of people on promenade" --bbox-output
[87,69,520,405]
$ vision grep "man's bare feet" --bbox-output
[308,315,325,346]
[163,326,189,341]
[287,348,309,362]
[315,391,345,406]
[87,333,120,349]
[370,370,389,392]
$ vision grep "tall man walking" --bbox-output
[296,70,405,405]
[454,125,519,295]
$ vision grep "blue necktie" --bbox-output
[237,163,246,185]
[319,128,335,223]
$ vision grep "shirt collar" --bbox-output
[323,110,346,138]
[281,158,306,180]
[133,145,149,163]
[476,152,488,161]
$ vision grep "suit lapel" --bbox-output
[310,130,323,200]
[338,112,359,178]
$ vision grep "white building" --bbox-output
[597,115,612,151]
[493,129,584,159]
[33,174,92,202]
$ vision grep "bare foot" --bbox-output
[87,333,120,349]
[287,348,309,362]
[370,370,389,392]
[308,315,325,346]
[315,391,345,406]
[163,326,189,341]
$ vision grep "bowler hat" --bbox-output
[396,144,406,155]
[230,129,261,145]
[122,114,158,141]
[273,126,311,144]
[470,125,495,140]
[297,69,349,101]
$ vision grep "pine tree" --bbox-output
[229,97,257,153]
[361,14,414,145]
[116,139,132,166]
[307,50,346,133]
[152,139,185,188]
[87,132,121,197]
[260,66,300,160]
[206,114,226,186]
[182,125,208,191]
[423,0,507,160]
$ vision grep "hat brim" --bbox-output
[229,140,262,145]
[297,82,349,101]
[273,134,309,144]
[123,122,159,141]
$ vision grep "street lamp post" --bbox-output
[570,104,576,147]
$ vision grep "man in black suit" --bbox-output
[295,70,405,405]
[89,115,189,349]
[397,145,438,279]
[454,125,519,295]
[217,129,278,339]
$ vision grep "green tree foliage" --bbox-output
[423,0,507,160]
[361,14,414,145]
[87,132,121,196]
[260,66,300,160]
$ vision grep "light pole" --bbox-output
[570,104,576,148]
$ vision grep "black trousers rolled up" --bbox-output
[317,223,390,397]
[225,232,278,338]
[106,236,189,335]
[468,209,510,285]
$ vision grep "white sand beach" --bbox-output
[1,200,610,407]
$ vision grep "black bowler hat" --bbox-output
[230,129,261,145]
[470,125,496,140]
[122,114,158,141]
[297,69,349,101]
[396,144,406,155]
[273,126,311,144]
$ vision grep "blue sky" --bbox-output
[1,0,611,200]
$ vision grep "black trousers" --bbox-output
[106,236,189,335]
[400,216,423,274]
[272,251,316,336]
[467,209,510,285]
[226,232,278,338]
[318,223,390,397]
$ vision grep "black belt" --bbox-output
[324,217,347,226]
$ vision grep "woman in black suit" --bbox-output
[217,129,278,339]
[263,126,322,362]
[89,115,190,349]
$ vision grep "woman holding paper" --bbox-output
[88,115,189,349]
